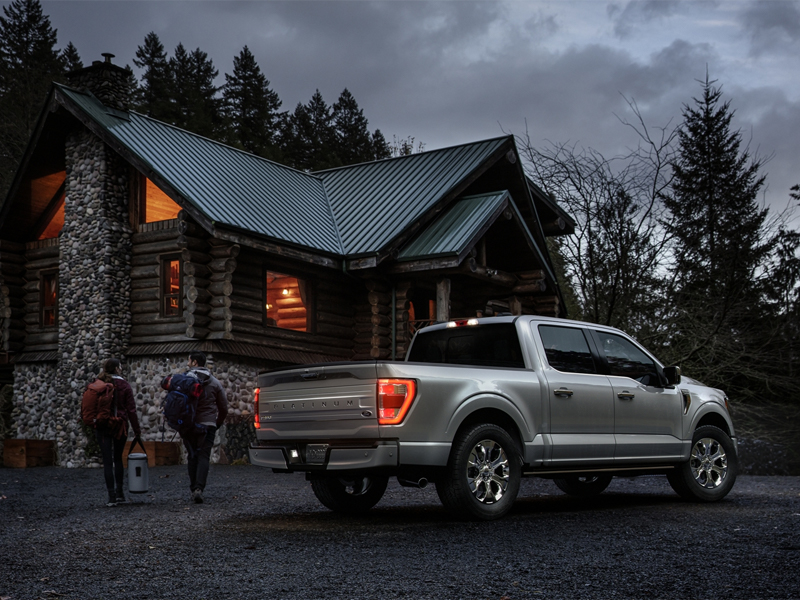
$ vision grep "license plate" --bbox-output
[305,444,329,464]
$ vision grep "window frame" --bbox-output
[39,269,58,329]
[588,328,665,385]
[262,266,315,333]
[536,324,600,375]
[160,253,183,319]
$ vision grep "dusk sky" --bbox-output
[21,0,800,222]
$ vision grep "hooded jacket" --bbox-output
[186,367,228,428]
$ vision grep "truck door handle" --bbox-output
[617,391,635,400]
[554,388,574,397]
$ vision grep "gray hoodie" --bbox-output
[186,367,228,428]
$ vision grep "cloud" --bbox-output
[608,0,683,39]
[739,0,800,56]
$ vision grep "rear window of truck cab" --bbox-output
[408,323,525,368]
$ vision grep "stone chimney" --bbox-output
[66,53,132,111]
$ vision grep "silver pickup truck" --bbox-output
[249,316,737,520]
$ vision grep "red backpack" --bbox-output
[81,379,116,427]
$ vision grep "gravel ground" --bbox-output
[0,465,798,600]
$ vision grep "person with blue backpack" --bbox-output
[175,351,228,504]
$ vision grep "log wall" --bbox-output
[21,239,59,352]
[229,248,354,358]
[129,220,187,344]
[0,239,26,353]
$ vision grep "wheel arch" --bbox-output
[693,410,733,438]
[447,404,526,460]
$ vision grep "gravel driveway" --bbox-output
[1,465,798,600]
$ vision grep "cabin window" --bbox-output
[40,270,58,328]
[32,171,66,240]
[139,174,181,223]
[161,255,182,317]
[265,270,308,332]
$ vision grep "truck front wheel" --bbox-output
[667,425,737,502]
[436,423,522,521]
[311,475,389,514]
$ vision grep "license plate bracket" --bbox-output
[305,444,329,464]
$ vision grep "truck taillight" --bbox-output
[254,387,260,429]
[377,379,416,425]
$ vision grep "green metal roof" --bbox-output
[316,137,509,256]
[397,191,510,261]
[57,85,343,255]
[54,85,516,261]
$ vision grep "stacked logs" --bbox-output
[228,248,264,340]
[0,240,27,352]
[393,282,414,359]
[130,222,184,343]
[315,279,356,342]
[353,279,393,360]
[205,238,238,340]
[129,217,213,344]
[228,248,353,358]
[21,239,59,352]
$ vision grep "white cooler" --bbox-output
[127,440,149,494]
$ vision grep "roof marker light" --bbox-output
[447,319,480,328]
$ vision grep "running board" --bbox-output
[524,465,675,476]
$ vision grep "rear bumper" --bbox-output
[249,440,399,471]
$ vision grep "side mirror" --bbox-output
[663,366,681,386]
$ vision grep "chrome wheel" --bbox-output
[690,437,729,489]
[668,425,738,502]
[436,423,521,520]
[466,439,510,504]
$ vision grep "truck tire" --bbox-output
[553,474,613,497]
[436,423,522,521]
[310,475,389,514]
[667,425,738,502]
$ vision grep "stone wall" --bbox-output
[8,352,263,467]
[33,129,134,467]
[124,353,260,463]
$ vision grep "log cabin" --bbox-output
[0,55,574,466]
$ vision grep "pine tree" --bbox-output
[663,75,775,399]
[281,90,340,171]
[60,41,82,72]
[0,0,65,197]
[169,43,222,138]
[222,45,281,159]
[332,88,375,165]
[372,129,391,160]
[133,32,172,120]
[666,76,769,301]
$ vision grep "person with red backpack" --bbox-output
[82,358,142,506]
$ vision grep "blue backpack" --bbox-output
[161,373,202,433]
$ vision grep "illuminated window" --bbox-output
[40,271,58,328]
[32,171,66,240]
[140,175,181,223]
[265,271,308,331]
[161,255,182,317]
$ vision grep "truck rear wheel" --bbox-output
[310,475,389,514]
[436,423,522,521]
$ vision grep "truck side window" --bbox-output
[538,325,597,374]
[594,331,657,382]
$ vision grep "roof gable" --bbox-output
[316,137,510,256]
[57,84,343,255]
[397,191,510,261]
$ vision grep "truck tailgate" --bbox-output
[256,362,380,440]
